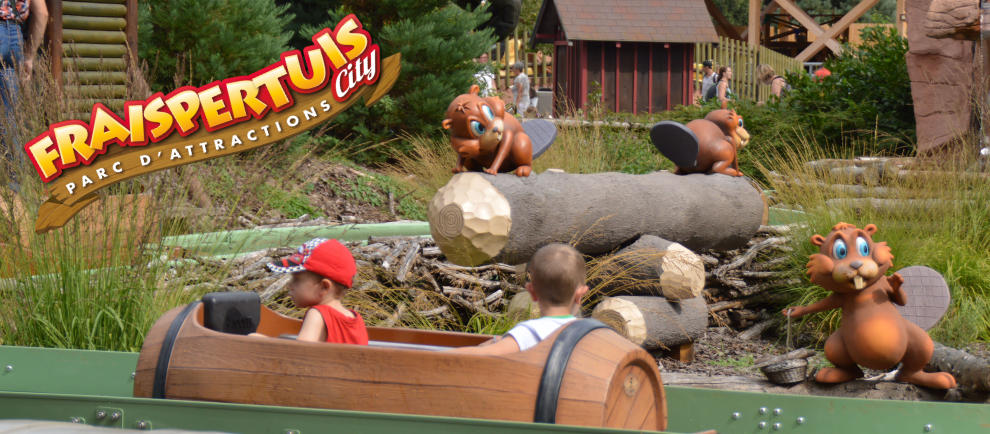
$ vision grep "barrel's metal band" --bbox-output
[533,319,609,423]
[153,301,202,399]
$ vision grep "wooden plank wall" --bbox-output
[48,0,136,120]
[578,42,692,114]
[693,36,804,103]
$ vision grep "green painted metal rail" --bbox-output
[3,345,988,433]
[159,221,433,257]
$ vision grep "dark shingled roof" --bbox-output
[537,0,719,44]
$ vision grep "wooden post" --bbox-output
[796,0,880,62]
[705,0,743,40]
[896,0,906,37]
[46,0,63,87]
[775,0,843,55]
[748,0,760,47]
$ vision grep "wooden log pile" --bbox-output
[164,236,525,329]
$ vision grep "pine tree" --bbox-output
[138,0,294,90]
[303,1,497,162]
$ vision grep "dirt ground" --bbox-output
[657,327,990,403]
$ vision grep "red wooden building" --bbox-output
[532,0,718,114]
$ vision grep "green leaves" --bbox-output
[139,0,294,90]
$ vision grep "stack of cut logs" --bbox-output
[167,224,799,346]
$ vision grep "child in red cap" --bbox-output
[265,238,368,345]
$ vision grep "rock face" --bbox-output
[924,0,980,39]
[905,0,975,154]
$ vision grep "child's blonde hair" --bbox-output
[527,243,586,306]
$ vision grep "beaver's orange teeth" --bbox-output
[853,276,865,290]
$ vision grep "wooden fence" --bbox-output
[485,29,552,93]
[694,37,803,103]
[48,0,139,121]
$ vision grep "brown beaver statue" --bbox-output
[442,85,533,176]
[649,109,750,176]
[784,222,957,389]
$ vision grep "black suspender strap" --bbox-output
[533,319,608,424]
[152,301,201,399]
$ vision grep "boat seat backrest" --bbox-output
[201,292,261,335]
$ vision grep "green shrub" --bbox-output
[784,26,914,154]
[139,0,293,89]
[304,1,497,163]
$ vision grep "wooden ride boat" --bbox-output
[133,293,667,431]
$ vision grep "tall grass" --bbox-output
[753,133,990,346]
[0,54,225,351]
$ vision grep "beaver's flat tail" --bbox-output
[650,121,699,168]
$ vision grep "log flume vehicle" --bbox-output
[132,292,667,430]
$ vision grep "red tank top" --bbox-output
[311,305,369,345]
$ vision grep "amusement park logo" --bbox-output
[23,15,400,233]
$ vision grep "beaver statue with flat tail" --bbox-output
[442,85,533,176]
[784,222,956,389]
[649,109,750,177]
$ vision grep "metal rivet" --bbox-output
[130,372,136,380]
[95,410,107,420]
[111,411,121,422]
[797,416,806,424]
[70,417,83,424]
[3,364,12,372]
[731,412,741,420]
[773,422,782,430]
[758,421,768,429]
[774,408,782,416]
[924,424,933,432]
[759,407,768,415]
[136,421,148,430]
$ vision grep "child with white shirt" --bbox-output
[451,243,588,354]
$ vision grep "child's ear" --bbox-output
[525,282,539,302]
[574,285,589,303]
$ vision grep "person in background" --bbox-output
[473,52,496,97]
[700,60,717,101]
[510,61,530,115]
[756,64,789,100]
[715,66,734,106]
[1,0,48,193]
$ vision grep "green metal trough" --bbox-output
[0,346,987,433]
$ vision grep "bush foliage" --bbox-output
[784,26,915,154]
[303,1,496,163]
[138,0,293,90]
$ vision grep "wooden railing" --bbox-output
[693,37,803,103]
[485,29,552,93]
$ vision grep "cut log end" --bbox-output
[593,296,707,351]
[428,173,512,266]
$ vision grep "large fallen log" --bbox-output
[927,342,990,393]
[591,295,707,352]
[429,172,766,266]
[591,235,705,300]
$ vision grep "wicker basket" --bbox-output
[760,358,808,385]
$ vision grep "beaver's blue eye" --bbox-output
[481,105,494,120]
[738,119,744,128]
[856,237,869,257]
[833,239,847,259]
[470,120,485,136]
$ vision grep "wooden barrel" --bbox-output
[135,303,666,430]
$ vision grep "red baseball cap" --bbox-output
[267,238,356,288]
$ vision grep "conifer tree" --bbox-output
[138,0,294,90]
[303,1,497,162]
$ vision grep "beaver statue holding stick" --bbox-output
[442,85,533,176]
[784,222,956,389]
